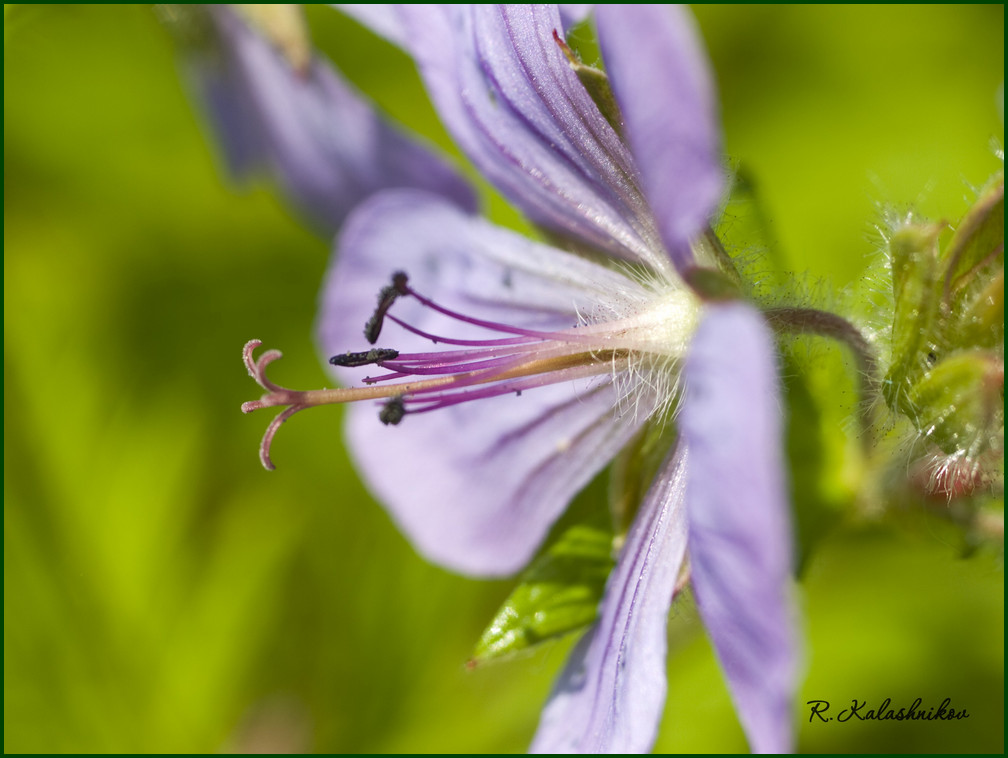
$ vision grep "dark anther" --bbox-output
[927,351,938,366]
[329,348,400,368]
[379,396,406,426]
[391,270,409,294]
[364,271,410,344]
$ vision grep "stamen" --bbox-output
[242,263,697,469]
[402,357,629,415]
[364,270,410,344]
[386,313,538,347]
[329,348,400,368]
[365,269,603,350]
[379,396,406,426]
[396,277,581,341]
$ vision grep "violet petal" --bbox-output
[337,6,594,50]
[559,5,594,29]
[187,6,475,234]
[398,5,671,270]
[318,190,656,575]
[335,4,408,48]
[596,5,724,271]
[680,303,797,753]
[530,445,689,753]
[318,191,652,356]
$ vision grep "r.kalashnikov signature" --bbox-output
[807,698,969,723]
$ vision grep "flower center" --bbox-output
[242,270,699,469]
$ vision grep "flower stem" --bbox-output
[763,307,881,446]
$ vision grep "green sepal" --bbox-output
[879,170,1005,483]
[907,350,1002,457]
[472,523,615,663]
[940,172,1004,297]
[884,220,942,412]
[958,267,1004,351]
[936,174,1005,354]
[608,422,677,537]
[572,62,623,135]
[553,29,623,135]
[711,165,789,303]
[684,266,743,302]
[235,5,311,73]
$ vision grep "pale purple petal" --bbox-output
[334,5,407,48]
[338,4,593,48]
[342,377,649,576]
[596,5,724,270]
[559,4,594,29]
[317,190,655,575]
[531,445,689,753]
[398,5,672,271]
[187,6,475,234]
[680,304,797,753]
[318,191,651,354]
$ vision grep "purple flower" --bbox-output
[183,5,476,234]
[237,5,797,753]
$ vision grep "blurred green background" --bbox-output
[4,4,1003,753]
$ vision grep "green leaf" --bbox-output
[472,523,615,663]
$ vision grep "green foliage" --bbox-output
[882,173,1004,465]
[473,523,614,663]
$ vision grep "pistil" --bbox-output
[243,270,695,469]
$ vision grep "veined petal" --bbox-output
[343,377,647,576]
[398,5,672,271]
[187,6,475,234]
[317,190,655,575]
[336,6,596,57]
[334,4,408,48]
[680,304,797,753]
[596,5,724,271]
[318,190,653,357]
[530,445,689,753]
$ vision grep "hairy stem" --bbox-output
[764,307,881,447]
